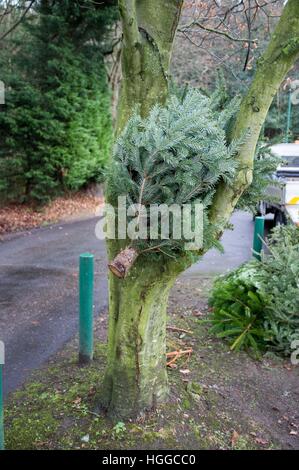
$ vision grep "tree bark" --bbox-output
[116,0,183,132]
[101,0,299,419]
[100,0,184,418]
[101,260,178,419]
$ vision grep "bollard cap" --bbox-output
[80,253,94,259]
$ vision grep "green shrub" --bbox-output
[208,225,299,356]
[208,263,270,354]
[258,225,299,355]
[107,89,244,258]
[0,1,117,204]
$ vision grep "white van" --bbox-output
[258,143,299,226]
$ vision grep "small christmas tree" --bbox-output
[107,89,243,278]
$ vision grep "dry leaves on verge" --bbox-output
[0,191,104,235]
[231,430,240,447]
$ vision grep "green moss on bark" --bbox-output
[103,0,183,418]
[100,267,175,418]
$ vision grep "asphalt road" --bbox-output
[186,210,254,276]
[0,211,254,396]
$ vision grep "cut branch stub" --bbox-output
[108,246,139,279]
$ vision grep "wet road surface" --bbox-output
[0,211,254,396]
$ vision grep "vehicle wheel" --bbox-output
[274,210,286,226]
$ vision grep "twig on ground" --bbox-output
[72,406,102,419]
[167,326,193,335]
[166,348,193,367]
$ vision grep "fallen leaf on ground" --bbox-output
[192,310,204,317]
[180,369,190,375]
[168,363,177,369]
[255,437,269,446]
[231,430,239,447]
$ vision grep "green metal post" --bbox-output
[285,89,292,143]
[79,253,94,364]
[253,216,265,260]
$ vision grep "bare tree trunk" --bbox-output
[101,260,179,419]
[100,0,183,418]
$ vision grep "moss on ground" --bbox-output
[4,276,298,450]
[4,320,274,450]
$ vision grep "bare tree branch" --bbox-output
[0,0,36,42]
[179,19,257,44]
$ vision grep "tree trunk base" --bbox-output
[98,367,169,420]
[99,260,177,419]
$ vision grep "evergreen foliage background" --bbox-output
[265,86,299,142]
[171,79,281,215]
[0,0,118,204]
[205,74,282,213]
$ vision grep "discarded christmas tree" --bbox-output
[107,90,242,278]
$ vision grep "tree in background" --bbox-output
[100,0,299,419]
[0,1,35,41]
[0,0,118,204]
[171,0,299,142]
[172,0,285,88]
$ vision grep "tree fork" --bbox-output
[102,0,299,419]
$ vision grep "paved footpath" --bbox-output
[0,211,253,396]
